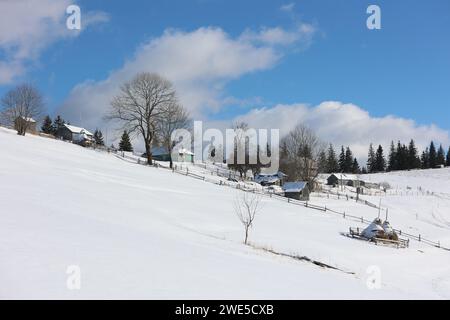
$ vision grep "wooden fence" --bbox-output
[113,153,449,252]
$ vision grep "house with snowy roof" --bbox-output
[254,171,287,186]
[150,146,194,163]
[282,181,310,201]
[56,124,94,146]
[326,173,365,187]
[14,116,37,134]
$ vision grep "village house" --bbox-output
[14,116,37,134]
[282,181,310,201]
[55,124,94,147]
[150,146,194,163]
[326,173,365,188]
[254,171,287,186]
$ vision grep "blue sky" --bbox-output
[0,0,449,153]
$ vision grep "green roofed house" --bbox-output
[150,146,194,163]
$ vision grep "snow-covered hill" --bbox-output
[1,127,450,299]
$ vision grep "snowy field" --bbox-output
[1,126,450,299]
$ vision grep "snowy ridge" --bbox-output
[1,126,450,299]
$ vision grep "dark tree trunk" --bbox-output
[145,141,153,165]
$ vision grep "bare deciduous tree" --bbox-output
[156,102,191,169]
[107,73,177,164]
[279,124,324,189]
[234,191,262,245]
[0,84,44,135]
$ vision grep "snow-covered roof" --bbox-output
[282,181,308,193]
[151,146,169,156]
[178,148,194,156]
[151,146,194,156]
[64,124,93,136]
[254,174,280,184]
[329,173,360,181]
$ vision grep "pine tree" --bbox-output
[317,150,327,173]
[407,139,420,169]
[387,141,396,171]
[447,147,450,167]
[94,129,104,146]
[338,146,346,173]
[53,115,65,132]
[361,166,368,174]
[119,131,133,152]
[326,144,339,173]
[367,143,376,173]
[373,145,386,172]
[344,147,354,173]
[396,142,408,170]
[41,115,55,135]
[429,141,437,168]
[351,158,360,174]
[421,148,429,169]
[437,144,446,166]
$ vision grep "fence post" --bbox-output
[288,198,290,203]
[343,211,346,219]
[419,234,421,242]
[361,216,363,223]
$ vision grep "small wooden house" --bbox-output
[150,146,194,163]
[254,171,287,186]
[282,181,310,201]
[14,116,37,134]
[326,173,364,187]
[56,124,94,146]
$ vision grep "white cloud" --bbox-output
[230,101,450,161]
[58,26,313,133]
[240,24,315,46]
[0,0,109,84]
[280,3,296,12]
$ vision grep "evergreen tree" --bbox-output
[407,139,420,169]
[421,148,430,169]
[41,115,55,135]
[338,146,346,173]
[396,141,408,170]
[326,144,339,173]
[53,115,65,132]
[367,143,376,173]
[344,147,354,173]
[361,166,368,174]
[437,144,446,166]
[317,150,327,173]
[94,129,104,146]
[387,141,396,171]
[429,141,437,168]
[119,131,133,152]
[447,147,450,167]
[373,145,386,172]
[351,158,360,174]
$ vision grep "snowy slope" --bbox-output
[1,127,450,299]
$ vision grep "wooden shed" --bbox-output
[282,181,310,201]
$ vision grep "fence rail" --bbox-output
[113,153,449,251]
